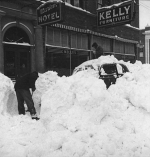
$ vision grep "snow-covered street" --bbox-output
[1,55,150,157]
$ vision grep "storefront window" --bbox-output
[114,40,124,54]
[101,0,111,7]
[114,54,135,63]
[97,0,102,8]
[92,35,111,52]
[124,55,135,63]
[46,27,89,76]
[71,50,89,71]
[64,0,71,3]
[64,0,83,8]
[74,0,79,7]
[125,43,135,55]
[115,54,124,61]
[45,48,89,76]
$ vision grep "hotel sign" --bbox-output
[97,0,135,27]
[37,2,65,26]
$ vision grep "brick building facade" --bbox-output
[0,0,140,80]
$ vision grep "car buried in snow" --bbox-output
[72,59,129,88]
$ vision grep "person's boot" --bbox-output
[31,114,40,120]
[30,108,40,120]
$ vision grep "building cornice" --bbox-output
[0,5,36,21]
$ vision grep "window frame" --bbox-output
[63,0,84,9]
[97,0,102,8]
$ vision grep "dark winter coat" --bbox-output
[95,45,104,58]
[14,71,39,91]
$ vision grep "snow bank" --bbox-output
[2,56,150,157]
[40,75,107,127]
[0,115,47,157]
[0,73,17,116]
[32,71,58,115]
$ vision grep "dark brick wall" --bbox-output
[63,6,95,29]
[63,4,139,42]
[98,26,140,41]
[131,0,139,28]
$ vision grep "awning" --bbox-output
[52,23,139,44]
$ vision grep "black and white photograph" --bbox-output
[0,0,150,156]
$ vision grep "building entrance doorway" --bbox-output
[4,45,30,81]
[3,26,31,81]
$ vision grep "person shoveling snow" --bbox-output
[14,71,39,120]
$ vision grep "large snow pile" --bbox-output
[1,55,150,157]
[32,71,58,115]
[0,73,17,116]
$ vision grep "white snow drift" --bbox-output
[1,55,150,157]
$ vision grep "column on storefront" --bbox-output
[87,33,92,59]
[144,30,150,64]
[0,11,6,73]
[34,25,45,73]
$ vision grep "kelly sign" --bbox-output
[37,2,65,26]
[97,0,135,27]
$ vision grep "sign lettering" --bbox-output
[97,0,134,27]
[37,2,65,26]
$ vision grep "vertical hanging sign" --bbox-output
[37,1,65,26]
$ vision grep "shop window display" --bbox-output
[45,48,89,76]
[124,55,135,63]
[114,54,125,61]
